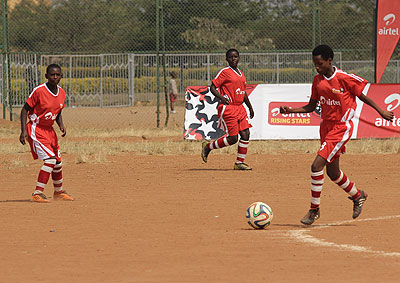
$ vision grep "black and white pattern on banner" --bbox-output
[184,86,225,140]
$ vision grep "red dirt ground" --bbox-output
[1,147,399,282]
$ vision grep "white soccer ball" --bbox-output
[246,202,273,229]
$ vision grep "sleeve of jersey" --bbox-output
[212,69,227,88]
[25,90,38,108]
[343,74,368,97]
[310,76,319,100]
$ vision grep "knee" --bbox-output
[239,130,250,141]
[326,169,340,181]
[227,135,238,145]
[311,162,324,173]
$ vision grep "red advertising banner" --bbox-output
[376,0,400,83]
[357,84,400,138]
[268,102,321,126]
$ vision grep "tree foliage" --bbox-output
[5,0,380,59]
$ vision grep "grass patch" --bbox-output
[1,122,399,164]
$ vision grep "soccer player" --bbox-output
[201,48,255,170]
[280,45,394,225]
[20,64,74,203]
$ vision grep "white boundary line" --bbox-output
[285,215,400,257]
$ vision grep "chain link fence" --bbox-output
[1,0,399,128]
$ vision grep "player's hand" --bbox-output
[19,132,27,145]
[249,108,255,119]
[220,97,229,105]
[381,110,394,122]
[60,127,67,137]
[280,105,291,114]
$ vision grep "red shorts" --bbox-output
[217,104,252,136]
[318,120,353,163]
[27,123,61,162]
[169,92,177,103]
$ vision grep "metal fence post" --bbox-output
[100,54,103,108]
[207,54,210,84]
[68,55,72,107]
[276,53,279,84]
[128,53,135,106]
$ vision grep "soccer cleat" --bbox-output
[201,141,211,163]
[349,190,367,219]
[53,191,74,201]
[32,193,49,203]
[234,162,252,170]
[300,208,320,225]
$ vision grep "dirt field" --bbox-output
[1,113,400,282]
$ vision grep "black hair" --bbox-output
[312,45,334,61]
[46,64,62,74]
[226,48,239,58]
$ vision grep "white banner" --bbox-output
[184,84,365,140]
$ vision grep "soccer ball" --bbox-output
[246,202,273,229]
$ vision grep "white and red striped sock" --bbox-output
[310,170,324,209]
[52,162,63,193]
[34,159,56,195]
[333,170,360,199]
[208,136,229,150]
[235,139,249,164]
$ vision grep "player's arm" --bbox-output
[280,98,318,114]
[358,93,394,122]
[243,92,254,119]
[56,111,67,137]
[210,82,229,105]
[19,102,31,145]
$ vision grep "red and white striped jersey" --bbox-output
[311,67,368,122]
[26,83,66,128]
[212,67,246,105]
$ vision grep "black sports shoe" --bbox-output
[300,208,320,225]
[349,190,368,219]
[201,141,211,163]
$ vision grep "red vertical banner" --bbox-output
[376,0,400,83]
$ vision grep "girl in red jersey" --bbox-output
[280,45,394,225]
[201,49,254,170]
[20,64,74,203]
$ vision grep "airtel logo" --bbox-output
[44,112,57,120]
[271,107,280,117]
[379,14,399,35]
[384,14,395,26]
[385,93,400,111]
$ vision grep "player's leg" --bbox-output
[233,106,252,170]
[327,158,367,219]
[51,139,74,201]
[234,128,251,170]
[32,157,56,203]
[201,106,238,163]
[300,154,326,225]
[27,125,57,202]
[201,134,237,163]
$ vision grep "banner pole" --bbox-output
[373,0,379,83]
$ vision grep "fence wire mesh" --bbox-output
[1,0,399,128]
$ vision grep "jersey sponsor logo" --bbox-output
[268,102,321,126]
[332,88,344,94]
[44,112,57,120]
[320,96,341,106]
[378,13,399,36]
[235,88,245,95]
